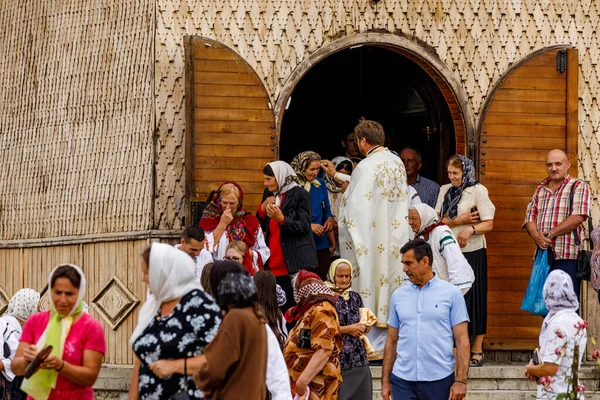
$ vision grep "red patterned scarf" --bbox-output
[199,182,262,273]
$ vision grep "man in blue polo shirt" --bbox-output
[382,239,470,400]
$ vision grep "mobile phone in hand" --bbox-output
[532,348,541,365]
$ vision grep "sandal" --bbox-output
[470,352,485,367]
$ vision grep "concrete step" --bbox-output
[371,363,600,399]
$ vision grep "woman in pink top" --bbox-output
[11,264,106,400]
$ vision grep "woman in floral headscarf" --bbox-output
[408,203,474,295]
[525,270,587,399]
[323,157,353,259]
[435,155,495,367]
[324,260,372,400]
[291,151,335,279]
[0,289,40,400]
[200,181,270,275]
[284,270,342,400]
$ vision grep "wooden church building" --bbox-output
[1,0,600,367]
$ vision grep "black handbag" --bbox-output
[3,324,11,359]
[169,358,191,400]
[569,183,594,281]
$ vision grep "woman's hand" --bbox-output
[457,228,473,248]
[524,360,537,381]
[456,211,480,225]
[266,204,284,223]
[319,160,336,177]
[311,224,325,236]
[23,345,38,362]
[323,217,335,232]
[41,355,63,371]
[347,323,366,337]
[149,360,177,379]
[219,208,234,226]
[295,377,309,398]
[261,196,276,211]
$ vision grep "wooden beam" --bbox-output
[184,36,194,227]
[565,48,579,168]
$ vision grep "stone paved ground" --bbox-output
[95,363,600,399]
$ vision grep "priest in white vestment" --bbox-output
[337,119,410,359]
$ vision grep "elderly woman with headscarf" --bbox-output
[0,289,40,400]
[284,270,342,400]
[201,181,270,274]
[257,161,318,313]
[324,259,372,400]
[129,243,222,400]
[435,155,495,367]
[525,270,587,399]
[291,151,336,279]
[408,203,475,295]
[323,157,353,259]
[193,261,268,399]
[12,265,106,400]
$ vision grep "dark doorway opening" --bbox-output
[279,45,456,183]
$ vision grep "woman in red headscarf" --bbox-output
[283,271,342,400]
[200,182,270,275]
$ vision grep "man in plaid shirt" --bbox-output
[524,149,591,302]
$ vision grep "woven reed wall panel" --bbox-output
[0,0,154,240]
[155,0,600,228]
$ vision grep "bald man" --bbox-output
[523,149,591,302]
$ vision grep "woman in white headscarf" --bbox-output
[0,289,40,399]
[12,264,106,400]
[525,270,587,399]
[408,203,475,295]
[258,161,318,315]
[129,243,222,400]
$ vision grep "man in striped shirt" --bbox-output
[523,149,591,302]
[400,147,440,208]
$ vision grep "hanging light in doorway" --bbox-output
[423,126,436,142]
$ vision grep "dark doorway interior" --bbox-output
[279,45,456,183]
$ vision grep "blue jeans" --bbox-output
[390,372,455,400]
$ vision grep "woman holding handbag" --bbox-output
[12,265,106,400]
[0,289,40,400]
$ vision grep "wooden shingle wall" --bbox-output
[0,1,154,240]
[155,0,600,229]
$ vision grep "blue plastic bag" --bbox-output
[521,249,550,316]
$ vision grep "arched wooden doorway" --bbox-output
[276,33,474,163]
[479,47,579,350]
[277,45,456,183]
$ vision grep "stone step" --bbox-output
[370,363,600,399]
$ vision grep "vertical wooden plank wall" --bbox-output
[0,239,180,365]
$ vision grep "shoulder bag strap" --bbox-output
[568,179,581,245]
